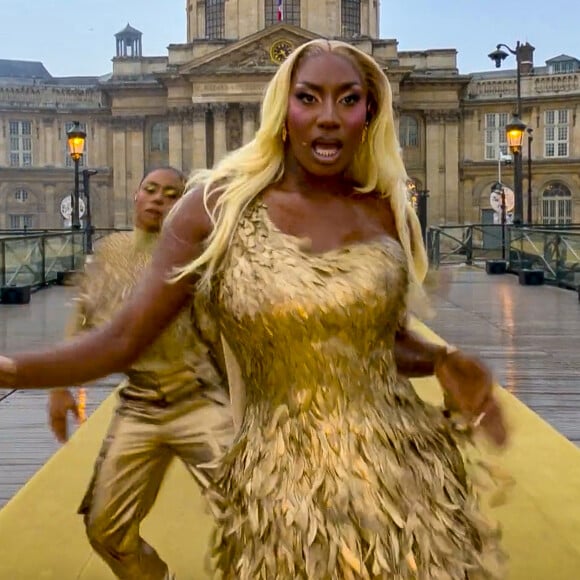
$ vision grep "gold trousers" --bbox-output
[80,388,233,580]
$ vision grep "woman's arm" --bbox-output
[394,325,448,377]
[1,189,211,389]
[394,321,507,445]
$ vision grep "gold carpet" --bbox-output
[0,320,579,579]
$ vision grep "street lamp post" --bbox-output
[415,189,430,243]
[66,121,87,231]
[407,181,429,244]
[82,169,98,254]
[505,115,526,226]
[526,128,534,224]
[491,182,508,260]
[488,42,528,226]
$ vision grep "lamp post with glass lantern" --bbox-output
[66,121,86,231]
[488,42,529,226]
[505,115,526,225]
[82,169,98,254]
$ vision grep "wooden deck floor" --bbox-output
[1,272,580,578]
[0,287,114,508]
[0,270,578,509]
[428,266,580,444]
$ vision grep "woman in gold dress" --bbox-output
[0,40,507,578]
[48,167,233,580]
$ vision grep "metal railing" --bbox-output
[2,224,579,293]
[428,223,580,290]
[0,229,129,289]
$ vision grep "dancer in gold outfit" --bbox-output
[48,167,233,580]
[1,41,507,578]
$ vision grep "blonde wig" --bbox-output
[177,39,428,296]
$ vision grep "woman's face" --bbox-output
[285,51,369,178]
[134,168,184,232]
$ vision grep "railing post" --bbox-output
[433,229,441,268]
[554,234,567,282]
[0,241,5,287]
[70,232,75,271]
[507,226,514,269]
[546,232,557,279]
[465,226,473,265]
[41,235,46,287]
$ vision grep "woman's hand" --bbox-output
[435,349,507,447]
[0,356,17,387]
[48,388,80,443]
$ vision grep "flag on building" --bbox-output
[277,0,283,21]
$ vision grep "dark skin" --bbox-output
[134,168,185,232]
[0,52,506,446]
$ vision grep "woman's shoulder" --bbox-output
[96,230,133,252]
[87,231,133,266]
[163,185,216,246]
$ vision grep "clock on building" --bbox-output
[269,39,294,64]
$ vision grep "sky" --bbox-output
[0,0,578,77]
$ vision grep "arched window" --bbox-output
[542,182,572,225]
[150,122,169,153]
[399,115,419,148]
[14,189,29,203]
[341,0,361,37]
[265,0,300,26]
[206,0,225,39]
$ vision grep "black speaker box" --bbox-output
[1,285,31,304]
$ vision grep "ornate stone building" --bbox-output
[0,1,578,230]
[463,51,580,226]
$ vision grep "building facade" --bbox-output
[1,1,579,230]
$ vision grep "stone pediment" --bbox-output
[180,24,321,75]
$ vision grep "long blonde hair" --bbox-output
[179,39,428,293]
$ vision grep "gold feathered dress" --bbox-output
[199,201,504,579]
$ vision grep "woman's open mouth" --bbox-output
[311,139,342,163]
[145,208,162,217]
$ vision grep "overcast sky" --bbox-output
[1,0,576,76]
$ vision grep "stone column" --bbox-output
[192,105,207,170]
[42,118,55,166]
[462,177,477,223]
[238,0,259,37]
[94,120,109,169]
[241,103,258,145]
[461,109,477,166]
[361,0,369,36]
[186,0,197,42]
[112,118,128,227]
[392,103,401,136]
[169,111,183,171]
[196,2,205,37]
[0,120,7,166]
[225,0,239,38]
[126,117,145,201]
[444,111,461,224]
[424,111,444,226]
[211,103,228,165]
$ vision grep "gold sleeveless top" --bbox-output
[68,230,222,404]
